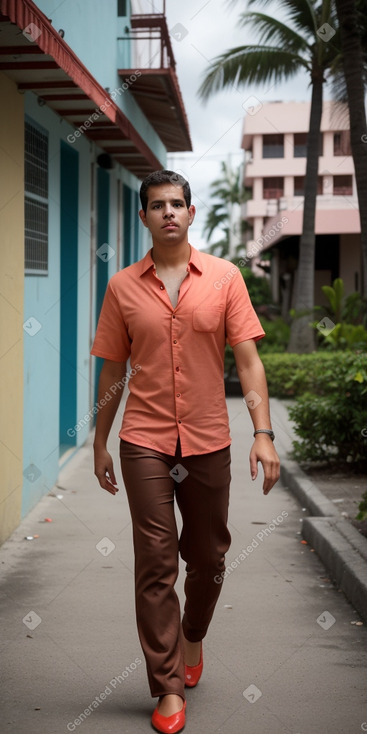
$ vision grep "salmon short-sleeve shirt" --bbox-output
[91,246,265,456]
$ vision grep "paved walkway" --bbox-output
[1,396,367,734]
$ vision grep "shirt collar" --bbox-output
[139,245,203,277]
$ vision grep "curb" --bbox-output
[280,458,367,623]
[280,459,340,518]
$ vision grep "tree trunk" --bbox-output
[335,0,367,296]
[288,76,323,352]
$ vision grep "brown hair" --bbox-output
[139,170,191,213]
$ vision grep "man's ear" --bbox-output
[188,204,196,226]
[139,209,148,228]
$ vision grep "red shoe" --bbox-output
[184,644,203,688]
[151,699,186,734]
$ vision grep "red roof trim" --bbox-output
[0,0,163,173]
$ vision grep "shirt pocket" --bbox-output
[192,307,222,332]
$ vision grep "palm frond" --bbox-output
[247,0,318,37]
[202,209,228,241]
[238,11,312,52]
[207,239,230,258]
[199,46,310,100]
[327,66,348,103]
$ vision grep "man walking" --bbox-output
[91,170,280,733]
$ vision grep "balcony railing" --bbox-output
[117,5,192,153]
[278,195,357,212]
[119,8,175,71]
[131,0,166,14]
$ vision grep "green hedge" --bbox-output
[257,317,290,354]
[260,351,367,468]
[260,351,367,398]
[225,349,367,468]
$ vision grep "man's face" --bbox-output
[139,184,195,245]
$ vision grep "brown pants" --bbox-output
[119,437,231,700]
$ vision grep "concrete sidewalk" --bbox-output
[1,396,367,734]
[270,397,367,624]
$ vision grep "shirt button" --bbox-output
[173,339,177,344]
[175,366,179,372]
[178,420,182,424]
[172,315,176,319]
[160,285,164,290]
[176,393,181,397]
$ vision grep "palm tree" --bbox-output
[203,160,245,258]
[335,0,367,297]
[199,0,341,353]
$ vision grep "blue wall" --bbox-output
[35,0,166,166]
[59,141,79,451]
[94,167,110,404]
[22,107,62,516]
[123,183,133,267]
[21,91,147,518]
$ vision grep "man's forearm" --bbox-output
[233,341,272,430]
[94,360,126,447]
[237,359,272,430]
[239,362,271,429]
[233,340,280,493]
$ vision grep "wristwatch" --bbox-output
[253,429,275,441]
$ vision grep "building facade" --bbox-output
[241,101,360,315]
[0,0,191,544]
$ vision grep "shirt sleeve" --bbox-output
[90,278,131,362]
[225,269,265,347]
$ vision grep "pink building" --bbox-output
[241,101,361,313]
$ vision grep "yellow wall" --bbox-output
[0,72,24,545]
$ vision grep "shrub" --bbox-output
[315,322,367,350]
[259,352,358,398]
[239,266,272,307]
[227,350,367,397]
[357,492,367,522]
[343,292,367,327]
[227,349,346,393]
[224,348,367,469]
[314,278,367,349]
[257,317,290,353]
[287,352,367,469]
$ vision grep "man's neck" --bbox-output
[151,241,191,270]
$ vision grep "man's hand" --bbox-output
[92,359,126,496]
[94,445,119,495]
[249,435,280,495]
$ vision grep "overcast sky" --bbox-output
[164,0,312,249]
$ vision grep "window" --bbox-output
[262,134,284,158]
[334,131,352,156]
[294,176,323,196]
[117,0,127,15]
[293,132,323,157]
[294,176,305,195]
[294,133,307,158]
[263,177,284,199]
[24,121,48,274]
[333,175,353,195]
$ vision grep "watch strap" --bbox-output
[253,429,275,441]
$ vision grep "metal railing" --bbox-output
[119,3,174,70]
[131,0,166,14]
